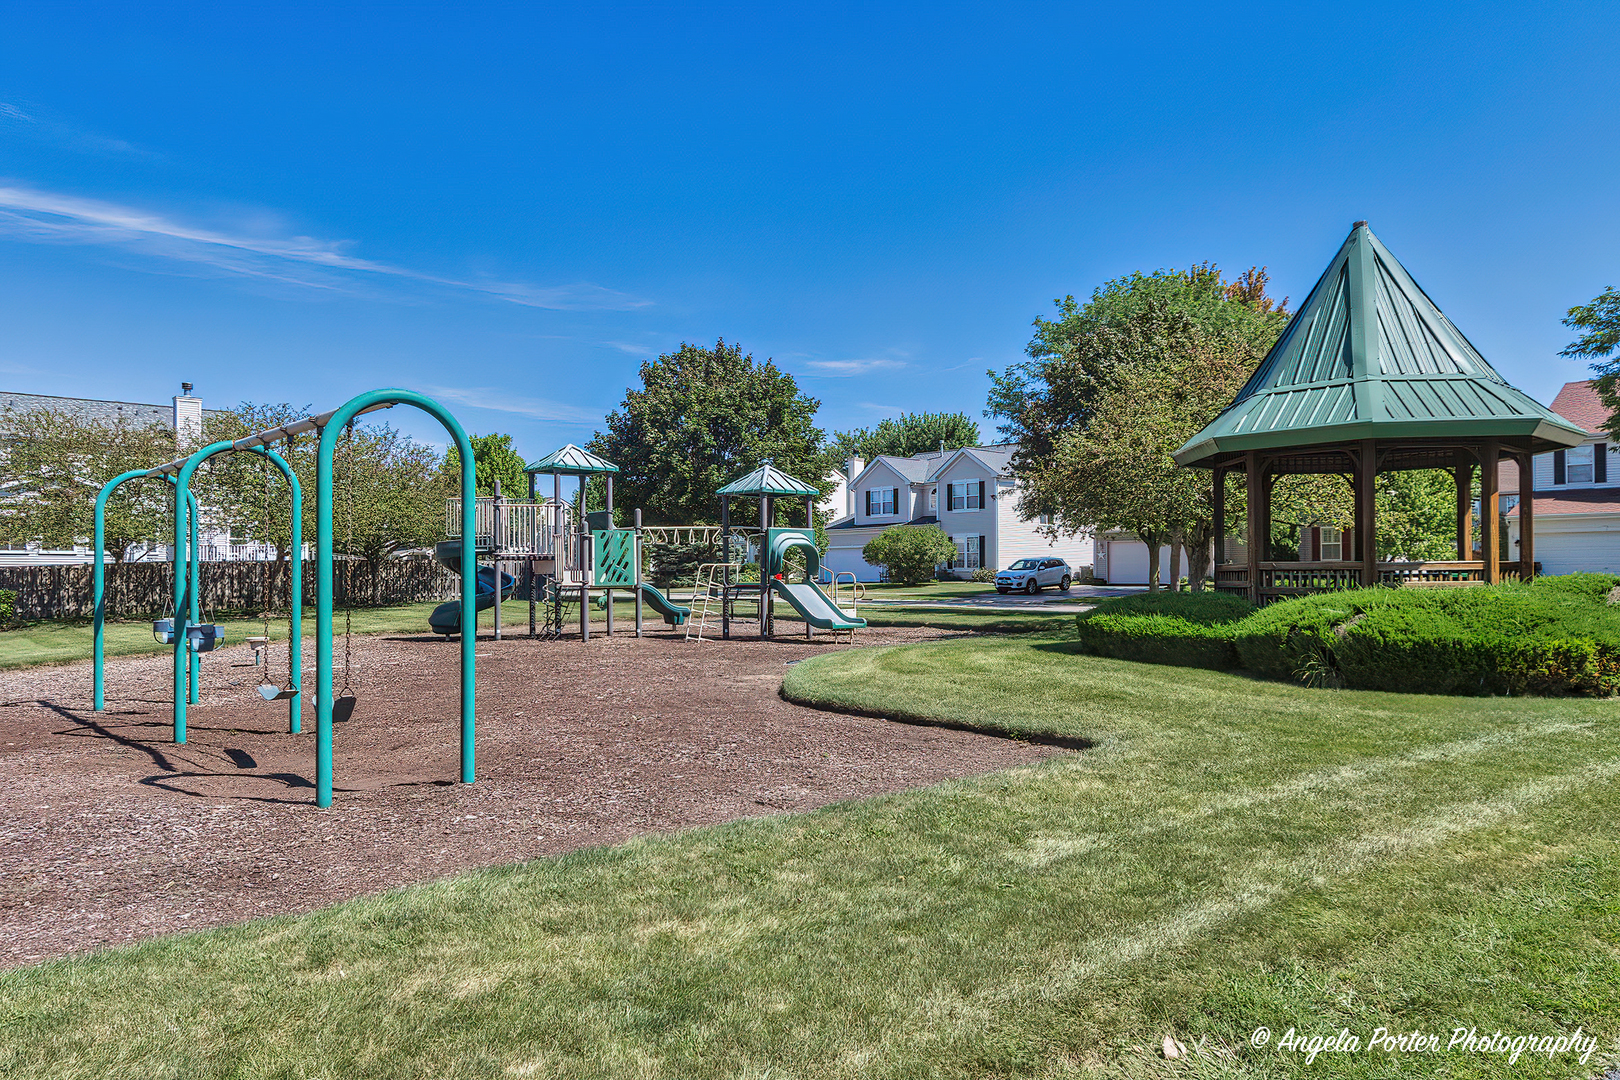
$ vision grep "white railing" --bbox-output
[445,497,574,555]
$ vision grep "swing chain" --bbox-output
[341,419,355,697]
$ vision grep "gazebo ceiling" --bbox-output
[1174,222,1587,467]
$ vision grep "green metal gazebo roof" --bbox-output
[716,463,820,498]
[524,443,618,475]
[1174,222,1587,467]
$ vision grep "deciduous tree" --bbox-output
[1560,284,1620,438]
[588,338,835,525]
[832,412,980,462]
[861,525,957,585]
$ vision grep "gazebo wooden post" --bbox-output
[1243,451,1260,603]
[1453,449,1474,560]
[1516,450,1534,580]
[1212,466,1226,569]
[1480,440,1500,584]
[1357,439,1377,586]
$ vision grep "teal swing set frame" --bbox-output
[90,388,478,809]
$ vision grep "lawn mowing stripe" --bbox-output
[1034,754,1620,995]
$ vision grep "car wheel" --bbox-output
[1025,578,1040,595]
[1060,575,1071,591]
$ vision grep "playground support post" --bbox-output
[804,495,815,640]
[170,443,304,742]
[605,475,614,637]
[93,473,197,712]
[758,496,770,638]
[492,479,502,642]
[527,472,537,637]
[633,507,643,636]
[721,496,731,640]
[316,389,477,809]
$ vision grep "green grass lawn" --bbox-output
[6,632,1619,1077]
[0,599,612,670]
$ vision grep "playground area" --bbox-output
[0,625,1053,968]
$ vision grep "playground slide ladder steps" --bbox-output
[687,562,739,642]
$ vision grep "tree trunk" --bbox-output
[1168,530,1183,593]
[1184,522,1213,592]
[1142,529,1161,592]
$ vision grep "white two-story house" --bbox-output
[823,443,1096,582]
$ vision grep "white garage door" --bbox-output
[1105,541,1176,585]
[823,545,882,582]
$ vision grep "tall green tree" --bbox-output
[832,412,981,462]
[994,266,1297,589]
[1014,304,1258,589]
[588,338,835,525]
[1560,284,1620,438]
[0,406,187,561]
[445,432,527,497]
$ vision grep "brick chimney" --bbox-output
[173,382,202,447]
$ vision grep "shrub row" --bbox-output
[0,588,15,627]
[1074,574,1620,696]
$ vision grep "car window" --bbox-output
[1008,559,1039,570]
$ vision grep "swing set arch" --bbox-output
[314,389,477,809]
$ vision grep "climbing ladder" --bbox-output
[686,562,739,642]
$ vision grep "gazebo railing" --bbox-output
[1214,560,1528,600]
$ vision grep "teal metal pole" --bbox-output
[93,470,153,712]
[315,389,476,808]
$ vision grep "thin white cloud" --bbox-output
[857,401,904,413]
[0,183,651,311]
[0,102,150,158]
[0,359,42,376]
[804,358,907,376]
[416,384,605,426]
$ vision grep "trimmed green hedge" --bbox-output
[0,588,14,627]
[1075,574,1620,696]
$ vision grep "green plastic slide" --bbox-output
[769,578,865,630]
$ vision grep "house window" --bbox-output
[948,481,982,511]
[865,488,896,516]
[1320,527,1343,561]
[1567,444,1595,485]
[951,535,980,570]
[929,488,937,511]
[1037,513,1052,525]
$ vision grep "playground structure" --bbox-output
[92,388,480,808]
[87,396,864,807]
[443,455,865,643]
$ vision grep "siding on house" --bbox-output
[825,443,1096,581]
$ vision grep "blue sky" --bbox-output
[1,3,1616,458]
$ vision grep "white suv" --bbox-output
[995,557,1071,594]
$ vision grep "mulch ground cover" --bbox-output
[0,625,1053,967]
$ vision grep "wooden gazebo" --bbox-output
[1174,221,1588,604]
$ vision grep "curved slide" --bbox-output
[593,582,692,626]
[429,540,515,637]
[770,578,866,630]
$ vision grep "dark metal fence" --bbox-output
[0,555,457,620]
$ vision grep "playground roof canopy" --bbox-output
[1173,222,1587,467]
[524,443,618,475]
[717,463,820,498]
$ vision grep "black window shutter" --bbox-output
[1554,449,1566,485]
[977,480,985,507]
[863,489,870,515]
[1599,445,1609,484]
[979,534,986,568]
[892,487,899,513]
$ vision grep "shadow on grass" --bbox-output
[779,686,1095,752]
